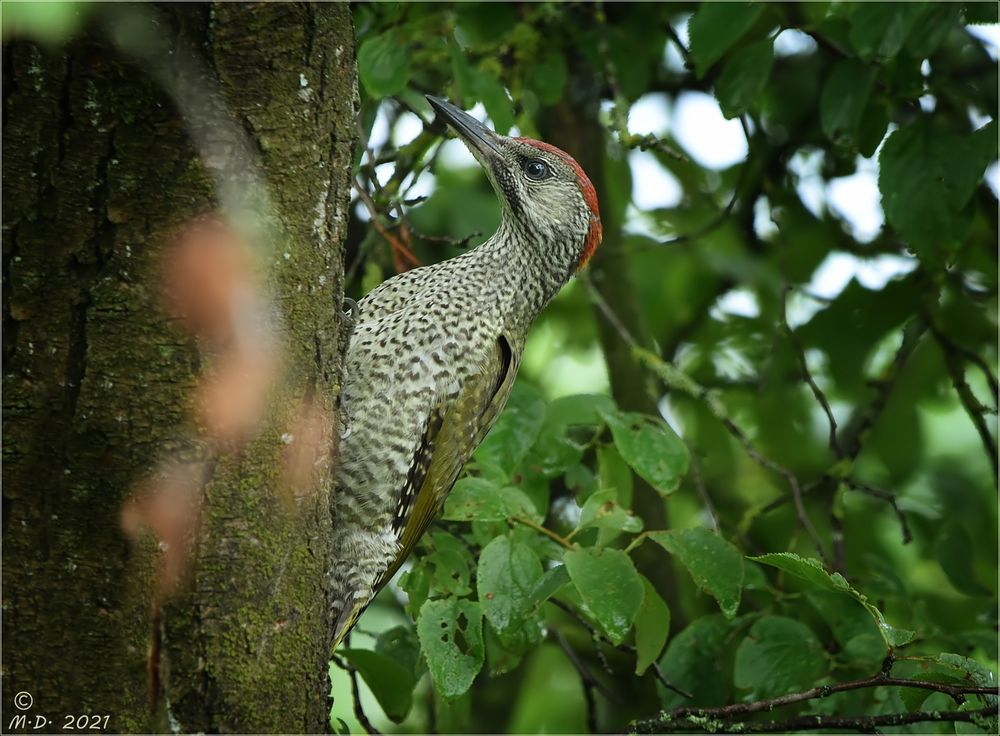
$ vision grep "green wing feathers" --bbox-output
[374,334,518,596]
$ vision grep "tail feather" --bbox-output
[331,598,368,652]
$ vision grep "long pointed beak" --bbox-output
[426,95,503,159]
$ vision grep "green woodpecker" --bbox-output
[331,96,602,648]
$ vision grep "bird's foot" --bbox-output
[342,297,360,328]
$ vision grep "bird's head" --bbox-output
[427,96,602,273]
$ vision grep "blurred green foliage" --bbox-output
[340,1,997,733]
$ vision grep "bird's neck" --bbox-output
[475,215,579,336]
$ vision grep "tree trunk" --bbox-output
[2,4,355,731]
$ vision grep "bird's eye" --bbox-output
[523,158,551,181]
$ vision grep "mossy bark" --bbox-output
[2,4,355,732]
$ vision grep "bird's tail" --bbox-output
[331,596,368,652]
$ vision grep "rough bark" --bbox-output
[2,4,355,732]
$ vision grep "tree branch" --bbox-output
[938,335,999,481]
[631,705,998,734]
[781,288,842,457]
[331,653,380,735]
[630,667,999,734]
[554,629,606,733]
[548,598,693,700]
[839,318,927,457]
[845,478,912,544]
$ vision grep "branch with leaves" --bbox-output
[631,667,998,734]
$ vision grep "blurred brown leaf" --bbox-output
[161,216,256,346]
[279,398,336,504]
[121,463,205,596]
[195,346,278,447]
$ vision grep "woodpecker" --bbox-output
[330,96,602,649]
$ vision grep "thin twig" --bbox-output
[840,319,927,457]
[931,326,999,406]
[409,228,482,249]
[845,478,912,544]
[781,287,842,457]
[510,515,574,550]
[629,113,752,251]
[941,342,999,481]
[716,411,828,564]
[664,21,693,68]
[348,666,380,735]
[353,177,421,272]
[584,277,640,348]
[548,598,694,700]
[755,322,928,536]
[686,441,720,532]
[332,651,380,735]
[554,630,605,733]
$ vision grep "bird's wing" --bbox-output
[381,332,518,589]
[332,333,518,650]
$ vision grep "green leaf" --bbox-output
[658,614,746,708]
[455,3,517,45]
[564,547,644,644]
[357,30,411,98]
[341,648,415,722]
[734,616,828,700]
[597,443,634,518]
[930,653,996,687]
[484,615,543,676]
[2,1,85,44]
[600,409,689,497]
[375,626,423,679]
[648,529,743,618]
[688,2,766,77]
[806,591,884,669]
[472,71,515,136]
[417,597,485,699]
[399,563,431,617]
[442,478,541,522]
[820,59,877,147]
[525,434,585,480]
[847,2,924,61]
[475,382,546,476]
[529,564,570,608]
[577,489,644,535]
[483,620,523,676]
[935,522,992,596]
[879,119,998,257]
[904,4,963,58]
[752,553,915,649]
[544,394,617,431]
[715,40,774,119]
[965,1,999,24]
[857,95,890,158]
[360,259,384,295]
[529,52,568,106]
[893,653,998,711]
[477,536,544,633]
[634,577,670,675]
[426,546,473,597]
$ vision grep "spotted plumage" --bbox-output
[329,97,602,649]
